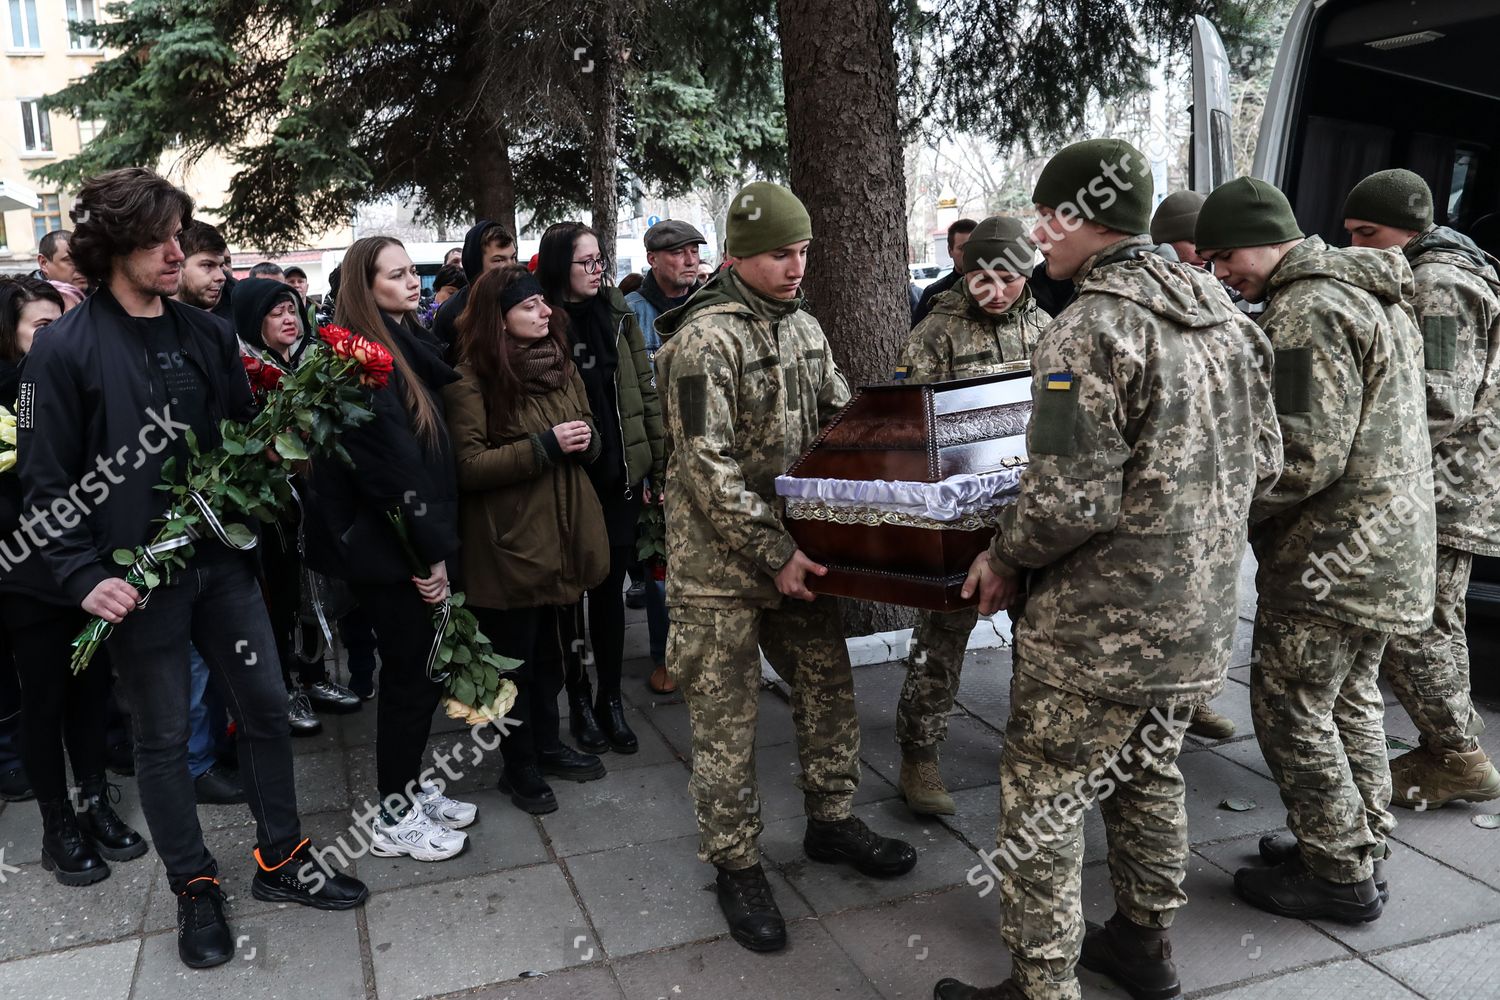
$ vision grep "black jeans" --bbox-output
[106,552,301,891]
[475,605,567,766]
[352,581,445,801]
[260,523,322,688]
[0,596,109,802]
[572,542,633,698]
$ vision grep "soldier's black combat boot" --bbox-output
[804,815,918,877]
[39,799,110,886]
[1235,855,1382,923]
[1258,831,1388,901]
[715,862,786,952]
[76,776,148,862]
[932,977,1027,999]
[567,681,608,753]
[1078,911,1183,1000]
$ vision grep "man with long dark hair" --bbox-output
[17,168,367,969]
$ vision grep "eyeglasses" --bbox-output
[572,256,607,274]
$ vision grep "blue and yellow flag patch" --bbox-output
[892,366,910,381]
[1045,372,1074,391]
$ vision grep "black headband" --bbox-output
[499,275,544,313]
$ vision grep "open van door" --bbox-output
[1190,15,1237,193]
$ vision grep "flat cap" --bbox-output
[644,219,707,251]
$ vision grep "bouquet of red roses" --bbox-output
[70,325,391,672]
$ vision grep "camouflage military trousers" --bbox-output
[669,597,861,869]
[1250,608,1394,883]
[1382,546,1483,751]
[896,606,979,752]
[998,669,1190,1000]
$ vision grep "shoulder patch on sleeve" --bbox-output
[1422,314,1459,372]
[1273,347,1313,414]
[16,381,33,430]
[1030,371,1079,456]
[678,374,708,438]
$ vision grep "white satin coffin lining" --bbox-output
[774,469,1025,522]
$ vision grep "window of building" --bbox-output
[33,194,62,246]
[20,100,52,152]
[65,0,96,50]
[8,0,41,50]
[0,215,9,252]
[78,118,104,145]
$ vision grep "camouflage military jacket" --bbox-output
[654,268,851,607]
[1405,227,1500,556]
[895,282,1045,381]
[989,236,1282,706]
[1250,236,1436,633]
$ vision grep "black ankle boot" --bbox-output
[76,777,147,862]
[715,863,786,952]
[1234,856,1382,924]
[804,816,918,878]
[39,799,110,886]
[1258,831,1389,902]
[594,691,639,754]
[568,682,608,753]
[177,877,234,968]
[1078,912,1182,1000]
[498,762,558,814]
[537,745,607,782]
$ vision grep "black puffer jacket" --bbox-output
[429,221,492,352]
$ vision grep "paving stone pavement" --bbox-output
[3,607,1499,1000]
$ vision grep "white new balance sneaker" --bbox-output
[369,807,467,862]
[416,780,478,830]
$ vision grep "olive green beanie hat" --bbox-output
[1195,177,1304,251]
[959,216,1035,274]
[1031,138,1154,235]
[725,181,814,258]
[1150,190,1207,245]
[1342,168,1434,231]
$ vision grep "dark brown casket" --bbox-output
[774,364,1032,612]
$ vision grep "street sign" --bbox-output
[646,215,662,227]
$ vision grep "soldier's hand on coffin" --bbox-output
[552,420,592,453]
[775,548,827,601]
[962,551,1019,615]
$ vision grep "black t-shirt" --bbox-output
[136,313,215,463]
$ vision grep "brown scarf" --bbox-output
[511,336,568,395]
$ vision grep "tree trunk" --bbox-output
[588,9,623,266]
[778,0,916,637]
[472,115,518,236]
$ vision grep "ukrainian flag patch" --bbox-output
[892,366,910,381]
[1045,371,1074,391]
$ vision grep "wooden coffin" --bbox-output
[775,364,1032,611]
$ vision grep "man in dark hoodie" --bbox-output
[1342,169,1500,810]
[1197,176,1435,926]
[428,221,518,351]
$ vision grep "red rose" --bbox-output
[318,324,395,389]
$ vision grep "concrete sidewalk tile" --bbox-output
[861,717,1001,797]
[759,798,978,915]
[612,922,882,1000]
[750,741,896,825]
[352,790,550,894]
[565,832,809,958]
[1209,737,1274,781]
[951,646,1015,730]
[1387,804,1500,891]
[1183,683,1254,748]
[286,749,353,815]
[822,885,1009,999]
[468,967,626,1000]
[1371,921,1500,999]
[1383,703,1423,746]
[367,866,591,1000]
[142,809,358,931]
[1080,858,1348,994]
[1178,750,1285,845]
[288,714,347,755]
[595,708,682,773]
[0,939,138,1000]
[1204,958,1419,999]
[642,690,798,757]
[849,661,913,728]
[942,783,1110,866]
[347,730,502,804]
[1230,616,1256,669]
[134,905,363,1000]
[539,762,697,858]
[0,854,154,961]
[0,799,46,866]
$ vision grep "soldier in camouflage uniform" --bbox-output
[1341,169,1500,808]
[653,181,917,955]
[1195,176,1436,925]
[893,215,1044,818]
[937,140,1282,1000]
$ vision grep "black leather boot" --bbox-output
[1258,831,1388,901]
[568,681,608,752]
[804,816,918,878]
[1078,912,1183,1000]
[1235,855,1382,923]
[932,979,1027,1000]
[537,745,606,782]
[498,762,559,815]
[715,863,786,952]
[251,840,368,910]
[39,799,110,886]
[76,777,147,862]
[177,877,234,968]
[594,691,639,754]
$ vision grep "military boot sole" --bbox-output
[41,849,110,887]
[1078,922,1183,1000]
[1391,776,1500,809]
[902,791,956,816]
[715,885,787,953]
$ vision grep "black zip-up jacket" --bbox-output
[15,287,255,605]
[302,315,461,583]
[429,221,492,353]
[0,357,68,604]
